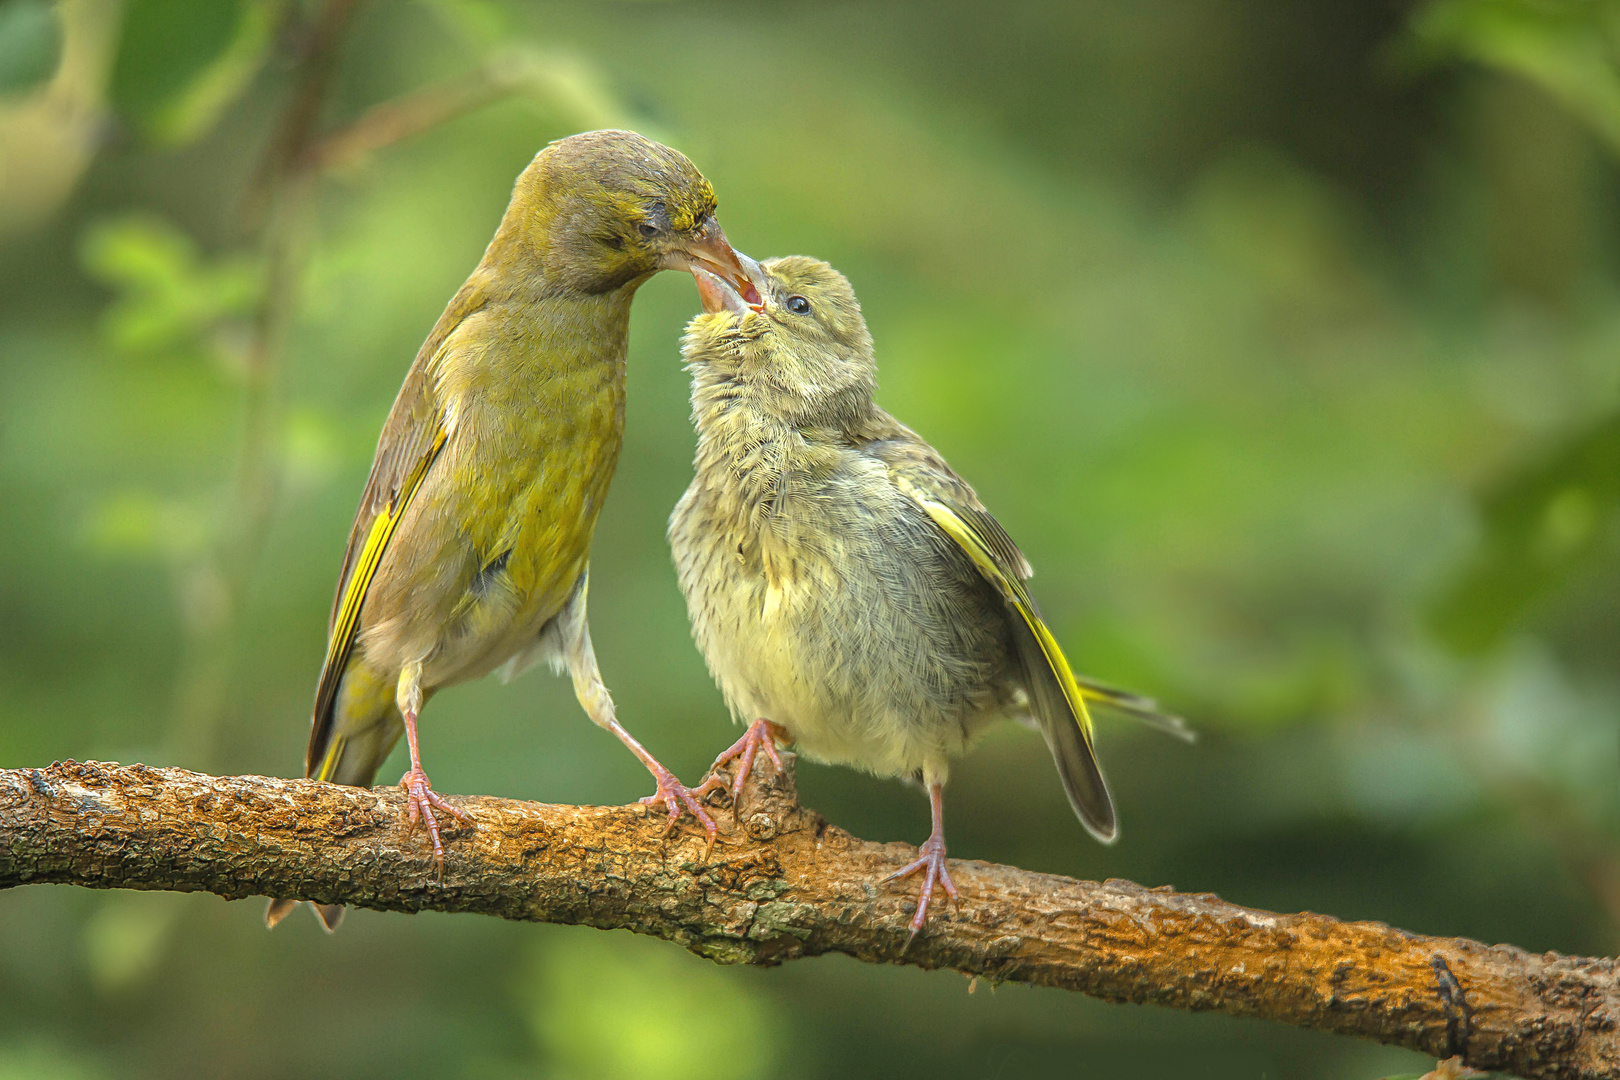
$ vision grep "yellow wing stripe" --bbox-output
[310,426,448,780]
[917,499,1097,744]
[315,736,346,783]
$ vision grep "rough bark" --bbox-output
[1,759,1614,1079]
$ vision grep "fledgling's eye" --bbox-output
[637,222,660,238]
[785,295,811,315]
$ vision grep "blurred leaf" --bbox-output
[0,0,63,96]
[521,931,778,1080]
[1406,0,1620,155]
[80,489,215,559]
[416,0,513,45]
[108,0,277,144]
[0,0,120,236]
[79,214,258,358]
[1430,410,1620,653]
[281,406,343,491]
[145,0,279,145]
[489,44,633,133]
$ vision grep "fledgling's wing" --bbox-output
[865,421,1116,843]
[305,288,487,780]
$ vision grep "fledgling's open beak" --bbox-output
[693,266,754,317]
[662,218,765,311]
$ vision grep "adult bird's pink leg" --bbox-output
[883,782,958,949]
[708,719,787,814]
[605,718,725,860]
[557,581,722,857]
[398,705,473,869]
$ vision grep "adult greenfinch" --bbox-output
[669,256,1188,943]
[266,130,763,931]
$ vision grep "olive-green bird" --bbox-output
[670,257,1190,942]
[265,130,764,932]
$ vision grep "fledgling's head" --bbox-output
[503,129,762,301]
[683,255,877,427]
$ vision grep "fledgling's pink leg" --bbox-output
[398,705,473,869]
[883,782,959,949]
[708,718,787,814]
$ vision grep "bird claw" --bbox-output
[884,832,957,949]
[399,767,473,870]
[707,718,785,816]
[639,766,724,861]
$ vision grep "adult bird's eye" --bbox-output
[637,222,659,238]
[786,295,811,315]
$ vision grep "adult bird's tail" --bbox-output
[265,661,404,932]
[264,896,347,932]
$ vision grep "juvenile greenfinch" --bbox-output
[266,130,764,931]
[670,256,1188,942]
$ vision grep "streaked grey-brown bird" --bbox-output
[266,130,764,932]
[669,256,1188,941]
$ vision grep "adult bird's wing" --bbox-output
[871,427,1117,842]
[304,291,486,780]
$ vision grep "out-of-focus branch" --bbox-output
[174,4,557,769]
[2,760,1615,1080]
[245,0,362,210]
[301,50,557,174]
[168,0,361,770]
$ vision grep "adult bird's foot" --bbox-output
[639,765,724,860]
[399,766,473,869]
[884,831,958,949]
[708,718,786,815]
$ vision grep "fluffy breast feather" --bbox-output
[669,431,1016,779]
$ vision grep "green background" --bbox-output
[1,1,1617,1077]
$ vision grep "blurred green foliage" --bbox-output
[1409,0,1620,155]
[108,0,279,144]
[80,215,258,359]
[0,0,61,96]
[1432,411,1620,652]
[521,932,778,1080]
[1,1,1617,1078]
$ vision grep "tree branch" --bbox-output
[1,760,1614,1079]
[300,50,559,175]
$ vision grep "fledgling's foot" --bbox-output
[639,765,724,860]
[708,718,786,816]
[884,831,958,949]
[399,766,473,869]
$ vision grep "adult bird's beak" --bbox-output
[662,218,765,311]
[693,266,754,317]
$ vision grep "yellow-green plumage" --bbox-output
[310,280,635,789]
[268,129,761,931]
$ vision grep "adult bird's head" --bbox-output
[499,129,764,302]
[685,255,877,428]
